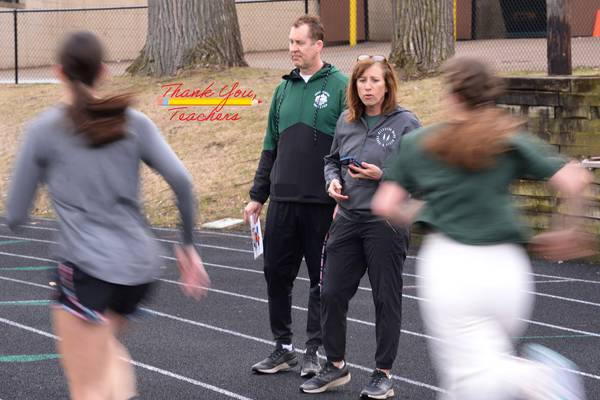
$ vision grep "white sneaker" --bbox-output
[523,343,586,400]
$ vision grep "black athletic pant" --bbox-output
[263,200,334,347]
[321,215,408,369]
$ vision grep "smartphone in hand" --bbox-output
[340,155,363,168]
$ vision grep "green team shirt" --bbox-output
[383,125,566,245]
[365,114,381,129]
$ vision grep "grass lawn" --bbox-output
[0,66,446,228]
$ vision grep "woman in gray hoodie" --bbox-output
[300,55,420,399]
[5,32,210,399]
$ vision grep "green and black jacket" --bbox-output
[250,63,348,204]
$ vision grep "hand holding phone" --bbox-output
[348,161,383,181]
[340,155,363,168]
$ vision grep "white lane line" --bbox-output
[521,318,600,339]
[0,316,56,339]
[165,258,427,302]
[199,260,569,288]
[127,360,255,400]
[528,272,600,285]
[525,291,600,308]
[2,256,600,389]
[0,276,53,290]
[8,304,595,388]
[158,277,437,342]
[411,267,599,285]
[0,277,443,394]
[154,236,253,254]
[0,316,256,400]
[1,221,252,239]
[165,258,596,306]
[6,225,600,286]
[2,246,600,323]
[506,353,600,383]
[0,233,253,255]
[0,251,56,263]
[138,309,445,393]
[0,235,55,245]
[0,268,436,344]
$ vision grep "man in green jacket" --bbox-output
[244,15,348,378]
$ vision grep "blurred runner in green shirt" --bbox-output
[373,56,592,400]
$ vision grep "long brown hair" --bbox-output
[425,56,524,171]
[346,58,398,123]
[59,31,132,146]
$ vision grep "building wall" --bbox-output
[237,1,319,52]
[456,0,472,40]
[571,0,599,37]
[458,0,600,40]
[0,0,325,69]
[367,0,392,41]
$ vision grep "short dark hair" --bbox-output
[292,15,325,42]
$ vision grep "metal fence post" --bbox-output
[364,0,369,41]
[13,9,18,85]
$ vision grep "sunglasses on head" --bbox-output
[357,55,387,62]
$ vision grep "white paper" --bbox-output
[250,216,264,259]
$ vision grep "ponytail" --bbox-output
[68,81,132,146]
[59,31,133,146]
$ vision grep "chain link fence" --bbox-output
[458,0,600,73]
[0,0,599,83]
[0,6,147,83]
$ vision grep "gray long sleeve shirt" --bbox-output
[5,105,196,285]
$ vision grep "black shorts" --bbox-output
[54,262,153,324]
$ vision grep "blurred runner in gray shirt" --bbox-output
[5,31,210,400]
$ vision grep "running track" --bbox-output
[0,217,599,399]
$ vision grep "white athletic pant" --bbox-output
[418,233,550,400]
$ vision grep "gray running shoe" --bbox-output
[300,345,322,378]
[251,345,298,374]
[360,369,394,399]
[300,361,351,394]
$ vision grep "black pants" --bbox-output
[263,201,334,347]
[321,215,408,369]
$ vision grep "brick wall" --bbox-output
[498,76,600,241]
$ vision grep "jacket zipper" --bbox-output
[357,114,385,163]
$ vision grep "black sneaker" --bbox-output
[251,345,298,374]
[300,345,322,378]
[299,361,351,394]
[360,370,394,399]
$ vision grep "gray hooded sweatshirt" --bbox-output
[324,106,420,221]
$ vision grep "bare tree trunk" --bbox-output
[128,0,247,76]
[389,0,454,80]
